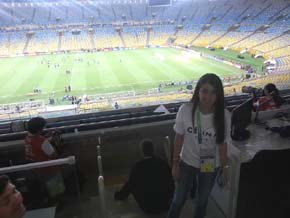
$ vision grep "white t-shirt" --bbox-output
[42,139,55,156]
[173,103,231,168]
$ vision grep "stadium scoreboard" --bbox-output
[149,0,172,7]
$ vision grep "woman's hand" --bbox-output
[172,161,179,181]
[219,168,229,188]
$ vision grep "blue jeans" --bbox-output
[167,160,218,218]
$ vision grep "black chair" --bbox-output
[236,149,290,218]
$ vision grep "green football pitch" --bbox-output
[0,47,262,104]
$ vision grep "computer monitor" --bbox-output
[231,98,253,141]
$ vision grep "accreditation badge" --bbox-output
[200,156,215,173]
[200,148,215,173]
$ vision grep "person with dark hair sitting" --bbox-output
[255,83,284,111]
[0,175,26,218]
[25,117,57,164]
[24,117,64,206]
[114,139,174,214]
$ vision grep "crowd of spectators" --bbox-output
[0,0,288,61]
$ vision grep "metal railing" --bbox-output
[96,135,108,218]
[163,136,171,166]
[0,156,75,174]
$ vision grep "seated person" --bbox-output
[24,117,64,205]
[0,175,26,218]
[114,139,174,214]
[24,117,57,165]
[255,83,284,111]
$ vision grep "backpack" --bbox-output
[49,131,64,155]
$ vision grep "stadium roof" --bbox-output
[0,0,192,3]
[0,0,215,6]
[0,0,153,5]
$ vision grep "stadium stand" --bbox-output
[0,1,289,218]
[6,0,290,156]
[1,88,290,141]
[0,0,288,62]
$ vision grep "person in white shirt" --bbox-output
[167,73,230,218]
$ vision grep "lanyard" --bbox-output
[195,107,202,144]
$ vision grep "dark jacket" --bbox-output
[115,156,174,214]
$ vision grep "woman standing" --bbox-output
[168,73,230,218]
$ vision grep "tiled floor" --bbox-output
[52,174,226,218]
[87,185,226,218]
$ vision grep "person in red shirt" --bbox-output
[25,117,57,164]
[24,117,63,205]
[255,83,284,111]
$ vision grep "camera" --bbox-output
[242,86,263,100]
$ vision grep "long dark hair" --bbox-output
[190,73,225,144]
[264,83,284,107]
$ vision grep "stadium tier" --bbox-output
[0,0,288,57]
[0,0,289,112]
[1,1,290,218]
